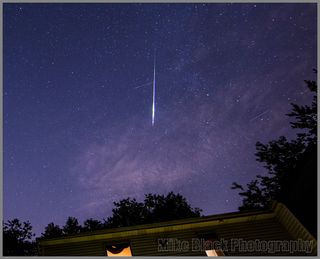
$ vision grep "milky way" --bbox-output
[4,3,317,235]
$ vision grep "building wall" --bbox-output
[38,203,316,256]
[39,217,312,256]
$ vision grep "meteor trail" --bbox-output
[152,55,156,126]
[250,109,270,122]
[134,81,152,89]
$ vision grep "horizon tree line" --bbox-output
[3,192,201,255]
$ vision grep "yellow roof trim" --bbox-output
[273,202,317,255]
[39,212,274,246]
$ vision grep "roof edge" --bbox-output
[38,207,275,246]
[273,202,317,255]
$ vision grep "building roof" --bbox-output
[39,206,270,243]
[37,202,317,256]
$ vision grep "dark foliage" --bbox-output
[279,143,317,237]
[105,192,202,228]
[105,197,146,227]
[82,218,105,232]
[62,216,82,235]
[231,72,317,236]
[32,191,200,247]
[143,192,202,223]
[41,222,63,238]
[287,71,317,145]
[3,218,37,256]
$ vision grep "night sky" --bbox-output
[4,3,317,236]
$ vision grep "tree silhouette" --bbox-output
[3,218,37,256]
[82,218,104,232]
[62,217,82,235]
[105,197,150,227]
[41,222,63,238]
[143,192,202,223]
[232,72,317,236]
[36,192,201,241]
[106,192,202,228]
[287,75,317,145]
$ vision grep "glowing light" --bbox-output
[206,250,219,256]
[152,55,156,126]
[106,246,132,257]
[205,249,225,256]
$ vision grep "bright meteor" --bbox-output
[152,55,156,126]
